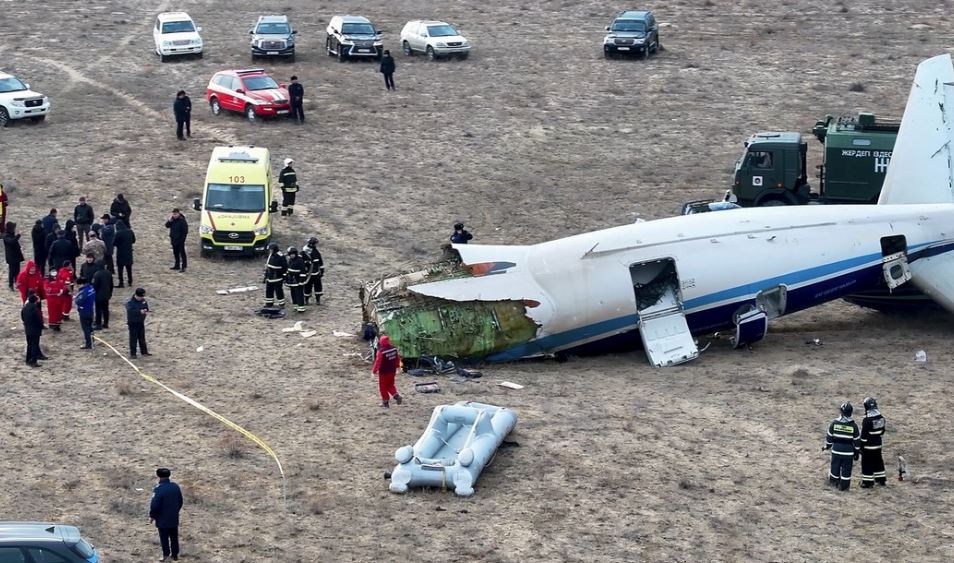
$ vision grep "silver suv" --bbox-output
[0,522,99,562]
[250,15,296,59]
[326,15,383,61]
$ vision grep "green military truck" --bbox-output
[730,112,899,207]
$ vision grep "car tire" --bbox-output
[158,52,165,63]
[210,98,221,116]
[326,36,334,56]
[197,51,203,59]
[0,107,9,127]
[245,105,256,121]
[338,47,347,62]
[402,41,412,56]
[426,46,436,61]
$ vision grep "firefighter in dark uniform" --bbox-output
[279,158,298,217]
[303,236,324,305]
[263,242,287,307]
[860,397,887,487]
[285,246,307,313]
[824,401,861,491]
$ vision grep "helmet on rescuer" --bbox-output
[840,402,853,417]
[307,236,318,246]
[267,242,279,252]
[287,246,298,255]
[863,397,878,411]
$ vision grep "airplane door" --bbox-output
[880,235,913,290]
[630,258,699,367]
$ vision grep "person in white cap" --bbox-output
[279,158,299,217]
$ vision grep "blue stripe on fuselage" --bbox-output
[487,242,944,361]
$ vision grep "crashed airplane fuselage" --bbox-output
[362,54,954,366]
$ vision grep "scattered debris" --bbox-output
[300,330,317,338]
[255,307,285,319]
[898,453,908,481]
[217,286,258,295]
[498,381,524,390]
[333,330,355,338]
[414,381,441,394]
[805,338,823,347]
[282,321,305,333]
[196,346,204,352]
[915,350,927,363]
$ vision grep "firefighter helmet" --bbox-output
[863,397,878,411]
[286,246,298,255]
[840,402,853,417]
[307,236,318,247]
[267,242,279,252]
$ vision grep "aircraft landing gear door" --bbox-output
[630,259,699,367]
[881,235,912,290]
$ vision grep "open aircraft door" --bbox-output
[881,235,913,290]
[630,259,698,367]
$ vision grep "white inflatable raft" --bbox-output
[389,401,517,496]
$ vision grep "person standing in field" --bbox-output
[372,335,403,408]
[4,221,24,291]
[380,50,396,90]
[164,208,188,272]
[75,277,95,349]
[288,75,304,124]
[149,467,184,562]
[126,287,151,358]
[73,196,95,246]
[21,291,45,367]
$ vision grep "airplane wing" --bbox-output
[452,243,530,269]
[911,252,954,312]
[878,53,954,205]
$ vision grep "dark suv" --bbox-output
[0,522,99,562]
[603,10,659,59]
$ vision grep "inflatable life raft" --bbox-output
[389,401,517,497]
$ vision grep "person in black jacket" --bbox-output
[126,287,150,357]
[380,50,396,90]
[79,252,100,282]
[450,222,473,244]
[95,214,116,273]
[285,246,307,312]
[149,467,183,562]
[824,402,861,491]
[73,196,95,246]
[859,397,887,487]
[263,242,287,307]
[63,219,80,270]
[31,220,47,275]
[110,194,132,227]
[288,75,304,124]
[4,222,24,290]
[21,291,45,367]
[113,220,136,287]
[173,90,191,140]
[303,236,324,305]
[48,230,74,273]
[41,208,59,238]
[164,208,188,272]
[92,264,113,330]
[279,158,298,216]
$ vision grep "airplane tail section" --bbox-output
[878,54,954,205]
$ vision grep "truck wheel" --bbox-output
[402,41,412,56]
[758,198,788,207]
[0,108,9,127]
[245,105,256,121]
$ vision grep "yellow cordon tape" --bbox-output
[94,335,286,505]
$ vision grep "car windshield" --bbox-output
[70,539,96,558]
[427,25,458,37]
[0,77,27,93]
[206,184,266,212]
[242,76,279,91]
[611,20,646,32]
[162,20,196,33]
[342,23,375,35]
[256,22,290,34]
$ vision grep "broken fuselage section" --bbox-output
[360,258,540,360]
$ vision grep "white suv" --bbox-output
[0,72,51,126]
[400,20,470,61]
[153,12,203,62]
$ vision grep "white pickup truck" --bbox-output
[0,71,50,126]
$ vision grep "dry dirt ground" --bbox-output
[2,0,954,561]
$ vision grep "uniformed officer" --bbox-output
[263,243,287,307]
[860,397,887,487]
[279,158,299,216]
[824,402,861,491]
[285,246,307,313]
[302,236,324,305]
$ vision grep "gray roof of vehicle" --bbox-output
[257,15,289,23]
[338,15,371,24]
[616,10,652,20]
[0,522,79,543]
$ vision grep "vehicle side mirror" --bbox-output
[249,30,254,34]
[24,83,30,89]
[292,30,298,34]
[193,198,201,211]
[420,32,427,37]
[605,26,610,31]
[235,88,245,94]
[269,201,279,213]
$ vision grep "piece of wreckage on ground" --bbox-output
[362,54,954,368]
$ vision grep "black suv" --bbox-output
[0,522,99,562]
[603,10,659,59]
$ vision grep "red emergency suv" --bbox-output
[206,68,291,121]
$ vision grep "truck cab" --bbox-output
[732,132,809,206]
[194,146,277,255]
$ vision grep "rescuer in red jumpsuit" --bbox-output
[43,273,66,331]
[16,260,44,304]
[56,262,75,320]
[372,335,404,408]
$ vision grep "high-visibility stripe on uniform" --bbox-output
[863,445,882,450]
[831,450,855,456]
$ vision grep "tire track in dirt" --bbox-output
[89,0,173,70]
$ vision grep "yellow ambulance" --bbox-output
[193,146,277,255]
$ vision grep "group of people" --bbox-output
[824,397,888,490]
[262,237,323,312]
